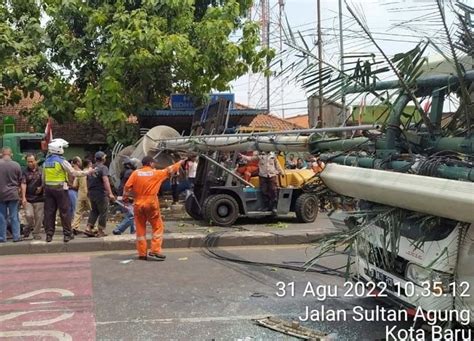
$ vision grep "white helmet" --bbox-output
[48,138,69,155]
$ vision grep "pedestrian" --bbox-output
[123,156,183,261]
[185,155,198,188]
[21,154,44,240]
[71,159,92,234]
[170,171,180,204]
[112,157,137,235]
[0,147,22,243]
[67,157,81,220]
[286,153,297,169]
[43,139,93,243]
[84,151,115,237]
[296,157,307,169]
[239,151,284,213]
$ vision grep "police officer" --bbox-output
[43,139,93,243]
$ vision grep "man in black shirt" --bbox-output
[85,151,115,237]
[21,154,44,240]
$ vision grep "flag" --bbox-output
[423,98,432,114]
[44,117,53,144]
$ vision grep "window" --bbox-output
[19,139,42,153]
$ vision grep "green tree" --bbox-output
[0,1,50,111]
[37,0,272,144]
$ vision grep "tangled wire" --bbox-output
[415,151,473,177]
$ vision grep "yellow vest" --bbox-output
[44,155,67,186]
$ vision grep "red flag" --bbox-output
[423,98,432,113]
[44,117,53,144]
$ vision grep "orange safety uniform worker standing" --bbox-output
[123,156,184,261]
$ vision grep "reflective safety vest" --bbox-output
[43,155,67,186]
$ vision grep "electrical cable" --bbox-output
[202,231,349,277]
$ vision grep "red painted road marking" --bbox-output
[0,255,95,340]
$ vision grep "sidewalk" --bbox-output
[0,212,341,255]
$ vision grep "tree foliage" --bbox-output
[0,0,273,145]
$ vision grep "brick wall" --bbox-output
[0,92,107,144]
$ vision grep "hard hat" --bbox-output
[95,151,106,161]
[48,138,69,155]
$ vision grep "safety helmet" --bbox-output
[48,138,69,155]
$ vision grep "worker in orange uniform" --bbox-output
[235,151,259,182]
[311,157,326,174]
[123,156,184,261]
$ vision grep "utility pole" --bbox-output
[261,0,270,113]
[279,0,285,118]
[317,0,323,126]
[247,5,253,107]
[338,0,345,125]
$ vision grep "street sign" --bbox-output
[170,93,234,110]
[170,94,195,110]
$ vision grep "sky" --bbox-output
[229,0,466,118]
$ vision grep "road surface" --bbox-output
[0,245,412,340]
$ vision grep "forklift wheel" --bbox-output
[295,193,318,223]
[204,194,239,227]
[185,195,202,220]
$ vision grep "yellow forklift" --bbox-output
[184,151,319,226]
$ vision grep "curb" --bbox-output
[0,230,336,255]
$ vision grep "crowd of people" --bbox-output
[0,141,323,260]
[0,141,100,243]
[0,138,196,242]
[285,153,325,173]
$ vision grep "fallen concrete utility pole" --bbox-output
[320,163,474,223]
[148,125,380,153]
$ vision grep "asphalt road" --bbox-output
[0,245,412,340]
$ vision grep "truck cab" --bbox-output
[0,133,46,166]
[348,208,474,327]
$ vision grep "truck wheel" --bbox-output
[185,195,202,220]
[204,194,239,227]
[295,193,318,223]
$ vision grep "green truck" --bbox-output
[0,133,46,167]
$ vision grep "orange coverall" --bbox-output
[124,162,182,257]
[236,151,259,181]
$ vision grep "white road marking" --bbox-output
[96,313,296,325]
[0,310,74,326]
[0,330,72,340]
[23,312,75,327]
[11,288,74,300]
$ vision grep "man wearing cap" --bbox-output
[85,151,115,237]
[43,139,93,243]
[123,156,184,261]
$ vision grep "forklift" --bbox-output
[184,151,319,227]
[146,99,374,227]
